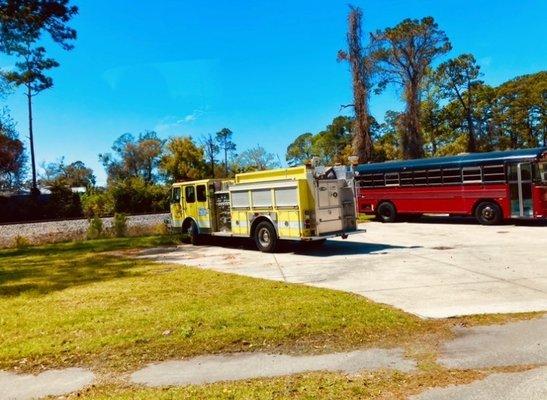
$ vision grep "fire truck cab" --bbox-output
[169,165,358,252]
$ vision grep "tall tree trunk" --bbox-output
[346,7,372,163]
[465,77,476,153]
[224,147,228,176]
[27,84,38,195]
[466,111,476,152]
[403,81,425,159]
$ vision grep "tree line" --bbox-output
[0,124,279,220]
[288,7,546,165]
[0,2,545,220]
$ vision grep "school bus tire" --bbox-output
[377,201,397,223]
[475,201,502,225]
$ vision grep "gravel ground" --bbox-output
[0,213,170,248]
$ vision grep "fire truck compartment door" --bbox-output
[315,180,343,234]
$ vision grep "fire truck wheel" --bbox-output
[186,221,200,245]
[254,221,278,253]
[377,202,397,223]
[475,201,502,225]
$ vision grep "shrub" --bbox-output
[81,189,114,218]
[152,221,169,235]
[45,185,82,219]
[113,213,128,237]
[14,235,30,249]
[87,216,104,239]
[109,177,169,214]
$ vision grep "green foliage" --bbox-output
[215,128,236,177]
[371,16,451,159]
[159,136,207,182]
[112,213,128,238]
[286,132,314,166]
[234,145,280,172]
[45,184,82,218]
[100,131,165,184]
[313,116,354,164]
[373,111,402,161]
[286,116,380,165]
[492,71,547,148]
[40,158,96,188]
[201,133,219,177]
[436,54,483,152]
[81,189,114,218]
[109,177,169,214]
[375,71,547,159]
[0,107,26,190]
[81,180,168,217]
[87,215,104,240]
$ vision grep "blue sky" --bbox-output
[1,0,546,185]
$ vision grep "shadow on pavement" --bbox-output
[398,215,547,227]
[198,236,419,256]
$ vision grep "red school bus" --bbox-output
[354,147,547,225]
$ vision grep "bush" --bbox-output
[113,213,128,237]
[109,178,169,214]
[45,185,82,219]
[87,216,104,239]
[81,189,114,218]
[14,235,30,249]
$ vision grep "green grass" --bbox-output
[0,236,438,372]
[357,213,376,222]
[69,369,485,400]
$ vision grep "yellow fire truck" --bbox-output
[169,164,358,252]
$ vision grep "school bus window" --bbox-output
[196,185,207,202]
[185,186,195,203]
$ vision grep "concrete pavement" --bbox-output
[140,220,547,318]
[130,348,415,387]
[412,367,547,400]
[439,316,547,368]
[0,368,94,400]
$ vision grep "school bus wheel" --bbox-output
[377,201,397,223]
[475,201,502,225]
[253,221,278,253]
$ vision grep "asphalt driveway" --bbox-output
[141,218,547,318]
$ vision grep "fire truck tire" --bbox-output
[377,202,397,223]
[185,220,200,245]
[254,221,278,253]
[475,201,502,225]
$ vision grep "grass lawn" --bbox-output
[0,236,443,373]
